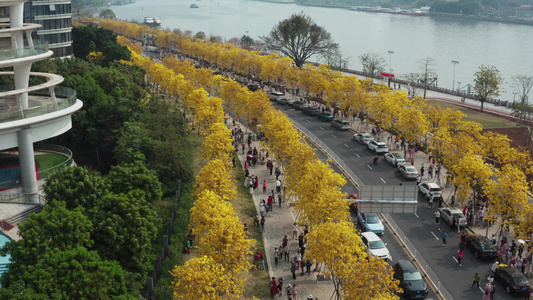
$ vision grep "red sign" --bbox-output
[380,72,395,78]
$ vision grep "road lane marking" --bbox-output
[414,213,419,218]
[306,120,311,123]
[478,287,484,293]
[331,135,337,139]
[319,127,324,130]
[367,165,372,170]
[344,143,349,148]
[355,153,360,158]
[380,178,386,183]
[452,256,458,263]
[430,231,439,240]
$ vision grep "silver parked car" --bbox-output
[398,165,419,179]
[438,207,467,227]
[331,119,351,131]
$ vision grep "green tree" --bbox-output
[1,202,93,287]
[43,167,108,210]
[98,8,116,19]
[359,52,386,77]
[89,190,157,275]
[24,247,130,299]
[473,65,504,111]
[107,160,163,203]
[261,13,338,68]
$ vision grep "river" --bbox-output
[110,0,533,101]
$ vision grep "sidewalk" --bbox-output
[230,118,335,300]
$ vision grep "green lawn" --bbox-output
[428,100,520,129]
[34,154,69,171]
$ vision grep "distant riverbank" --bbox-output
[250,0,533,27]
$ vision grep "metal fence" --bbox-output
[383,213,453,300]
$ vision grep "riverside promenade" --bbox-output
[230,116,336,299]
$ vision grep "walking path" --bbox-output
[231,118,335,300]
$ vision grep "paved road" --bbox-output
[274,101,520,300]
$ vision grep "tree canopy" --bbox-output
[473,65,504,111]
[261,13,338,68]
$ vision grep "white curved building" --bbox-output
[0,0,82,202]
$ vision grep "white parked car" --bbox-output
[384,152,406,167]
[367,141,388,154]
[361,232,392,261]
[418,182,442,201]
[353,133,375,144]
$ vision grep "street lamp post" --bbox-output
[388,50,394,87]
[513,92,517,102]
[457,81,461,93]
[451,60,459,92]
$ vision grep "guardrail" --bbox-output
[290,119,365,187]
[0,193,46,205]
[0,144,73,190]
[0,85,77,123]
[383,213,453,300]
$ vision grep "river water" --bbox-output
[110,0,533,101]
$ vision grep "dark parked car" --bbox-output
[318,111,334,121]
[465,234,498,260]
[494,266,530,294]
[393,260,429,299]
[247,84,259,91]
[290,100,304,108]
[303,106,320,116]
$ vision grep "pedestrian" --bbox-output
[459,240,466,251]
[283,235,289,248]
[271,277,280,296]
[291,284,299,300]
[276,179,282,193]
[292,223,298,239]
[420,164,425,177]
[275,167,281,180]
[274,248,279,265]
[428,195,434,208]
[286,284,292,299]
[291,262,297,280]
[306,260,312,274]
[263,180,267,193]
[439,229,448,246]
[416,174,421,185]
[525,287,532,300]
[232,157,236,167]
[457,249,463,266]
[241,143,245,154]
[279,246,285,261]
[472,273,480,288]
[483,284,491,300]
[254,252,260,268]
[267,196,273,213]
[260,216,265,232]
[489,282,495,300]
[285,245,291,262]
[298,233,304,248]
[260,203,266,217]
[278,193,283,207]
[428,164,433,179]
[296,252,302,270]
[277,278,284,296]
[491,260,499,275]
[259,253,265,270]
[253,214,259,227]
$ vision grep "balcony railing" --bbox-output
[0,40,49,61]
[0,86,77,122]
